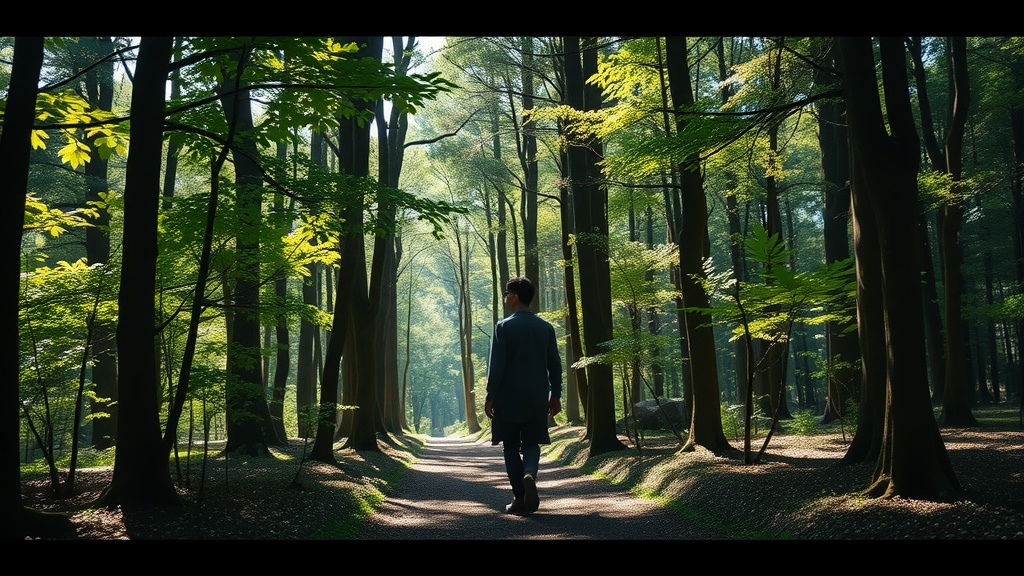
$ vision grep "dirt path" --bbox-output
[354,435,725,540]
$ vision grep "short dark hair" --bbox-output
[504,276,535,305]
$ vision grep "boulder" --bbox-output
[627,398,687,430]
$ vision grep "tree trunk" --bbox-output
[296,132,328,436]
[1009,103,1024,418]
[338,36,384,452]
[758,44,793,420]
[268,143,291,443]
[2,35,78,539]
[520,36,541,311]
[665,36,731,453]
[838,36,962,500]
[563,36,626,457]
[908,37,948,404]
[494,105,511,287]
[982,249,999,403]
[843,158,886,464]
[816,38,859,424]
[937,37,977,427]
[558,144,587,425]
[97,36,180,508]
[217,44,283,455]
[454,221,482,433]
[76,37,120,451]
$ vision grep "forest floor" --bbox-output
[19,404,1024,541]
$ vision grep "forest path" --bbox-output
[354,434,724,540]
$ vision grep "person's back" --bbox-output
[484,276,562,516]
[487,309,559,423]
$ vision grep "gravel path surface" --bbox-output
[355,435,725,540]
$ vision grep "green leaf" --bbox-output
[58,140,91,169]
[30,130,49,150]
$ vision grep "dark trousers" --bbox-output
[498,419,540,499]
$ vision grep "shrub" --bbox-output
[785,408,820,435]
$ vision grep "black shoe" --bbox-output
[523,473,539,513]
[505,497,528,516]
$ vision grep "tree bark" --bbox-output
[843,157,886,464]
[664,36,731,453]
[563,36,626,457]
[337,36,384,452]
[296,132,328,437]
[937,37,978,427]
[558,145,587,425]
[217,44,283,455]
[816,38,859,424]
[837,36,962,500]
[519,36,541,312]
[98,36,180,508]
[269,142,291,442]
[2,35,78,539]
[907,37,948,404]
[73,37,121,451]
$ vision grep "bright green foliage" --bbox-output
[722,38,819,113]
[23,192,98,240]
[32,91,129,168]
[1002,294,1024,319]
[9,36,466,456]
[20,257,118,463]
[696,223,856,346]
[572,239,679,375]
[169,37,455,157]
[785,409,821,435]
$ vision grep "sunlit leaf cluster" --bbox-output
[697,223,856,344]
[32,91,129,168]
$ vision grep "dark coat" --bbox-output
[485,310,562,446]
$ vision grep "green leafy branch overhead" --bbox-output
[31,91,129,169]
[695,223,856,344]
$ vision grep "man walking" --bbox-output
[484,276,562,515]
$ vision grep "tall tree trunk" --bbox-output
[296,132,328,436]
[907,37,948,404]
[982,248,999,403]
[816,38,859,425]
[645,203,665,399]
[838,36,961,500]
[79,36,119,451]
[2,35,76,539]
[754,43,792,420]
[338,36,384,452]
[843,158,887,464]
[937,37,977,427]
[558,144,587,425]
[758,120,793,421]
[217,44,282,455]
[97,36,180,507]
[453,220,482,433]
[493,105,511,287]
[519,36,541,311]
[627,195,643,406]
[373,100,399,435]
[919,210,946,403]
[563,36,626,457]
[664,36,730,453]
[1011,105,1024,412]
[269,142,291,442]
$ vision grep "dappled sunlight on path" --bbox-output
[355,434,724,540]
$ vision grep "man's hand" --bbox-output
[548,396,562,417]
[485,399,495,419]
